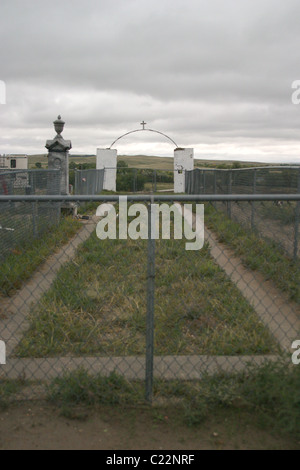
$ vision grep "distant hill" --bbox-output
[28,153,271,170]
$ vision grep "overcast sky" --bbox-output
[1,0,300,163]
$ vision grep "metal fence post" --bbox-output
[133,169,137,193]
[213,170,217,208]
[227,170,232,218]
[294,169,300,261]
[32,201,38,238]
[145,198,155,403]
[28,177,38,239]
[74,169,78,195]
[251,169,257,230]
[214,170,217,195]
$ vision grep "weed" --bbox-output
[46,368,144,408]
[154,361,300,438]
[0,379,24,409]
[45,362,300,439]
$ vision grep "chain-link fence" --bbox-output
[0,194,299,404]
[0,170,61,263]
[95,167,175,193]
[186,167,300,261]
[74,169,105,195]
[186,166,300,195]
[73,167,175,194]
[116,168,174,193]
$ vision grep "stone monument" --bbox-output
[45,116,77,215]
[46,115,72,195]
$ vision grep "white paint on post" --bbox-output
[96,148,117,192]
[174,148,194,193]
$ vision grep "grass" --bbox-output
[258,201,298,225]
[157,360,300,438]
[144,182,174,191]
[47,369,143,407]
[0,216,82,298]
[76,191,120,215]
[45,361,300,439]
[0,379,25,410]
[204,203,300,304]
[15,206,279,357]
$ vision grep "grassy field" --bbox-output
[16,208,279,357]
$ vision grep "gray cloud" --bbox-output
[1,0,300,162]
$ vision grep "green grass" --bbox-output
[0,379,25,409]
[0,216,82,298]
[258,201,298,225]
[15,209,279,357]
[204,203,300,304]
[45,361,300,439]
[144,182,174,191]
[155,360,300,437]
[47,369,143,407]
[76,191,120,215]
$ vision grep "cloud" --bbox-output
[0,0,300,162]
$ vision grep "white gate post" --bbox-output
[96,149,117,192]
[174,148,194,193]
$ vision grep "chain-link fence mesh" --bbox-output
[186,166,300,195]
[0,194,299,404]
[186,167,300,261]
[0,170,61,263]
[73,167,175,194]
[74,169,104,195]
[116,168,174,193]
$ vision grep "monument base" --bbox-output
[61,202,78,217]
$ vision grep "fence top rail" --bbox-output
[190,166,300,172]
[93,167,178,171]
[0,169,60,175]
[1,194,300,202]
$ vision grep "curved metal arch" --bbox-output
[109,128,179,149]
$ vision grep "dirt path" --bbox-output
[205,225,300,351]
[0,402,298,450]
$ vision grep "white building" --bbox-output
[0,154,28,170]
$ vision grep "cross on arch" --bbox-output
[140,120,147,129]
